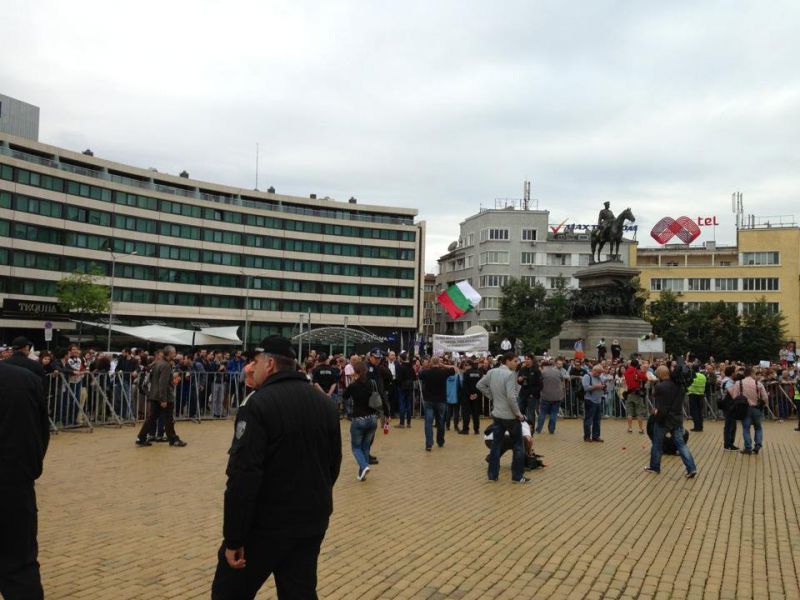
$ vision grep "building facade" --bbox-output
[0,132,424,348]
[422,273,435,340]
[0,94,40,141]
[634,224,800,342]
[435,206,634,334]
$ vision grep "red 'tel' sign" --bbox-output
[650,216,702,245]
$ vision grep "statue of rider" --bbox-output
[597,201,615,240]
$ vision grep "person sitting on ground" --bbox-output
[483,419,543,470]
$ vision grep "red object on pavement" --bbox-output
[383,421,390,435]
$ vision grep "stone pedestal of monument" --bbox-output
[550,262,654,360]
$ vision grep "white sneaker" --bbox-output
[357,466,370,481]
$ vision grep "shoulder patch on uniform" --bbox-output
[235,420,247,439]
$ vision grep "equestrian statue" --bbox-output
[590,202,635,263]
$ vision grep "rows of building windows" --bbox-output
[1,192,415,261]
[444,251,596,272]
[742,251,779,265]
[683,301,780,315]
[480,228,510,242]
[0,250,415,298]
[0,165,416,238]
[480,297,501,310]
[0,218,416,280]
[650,277,780,292]
[476,227,539,243]
[479,274,510,288]
[0,277,414,317]
[479,251,509,265]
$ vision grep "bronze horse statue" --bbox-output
[590,207,635,263]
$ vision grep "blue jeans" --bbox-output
[688,394,704,430]
[488,418,524,481]
[583,400,601,439]
[723,410,737,448]
[517,388,532,416]
[113,377,132,419]
[536,400,559,434]
[398,389,412,424]
[649,422,696,473]
[350,416,377,471]
[423,401,447,448]
[742,406,764,450]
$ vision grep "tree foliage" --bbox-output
[56,267,110,319]
[646,292,786,362]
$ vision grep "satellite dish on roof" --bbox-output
[447,241,458,252]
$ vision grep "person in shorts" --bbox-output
[624,359,648,434]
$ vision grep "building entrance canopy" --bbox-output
[81,322,242,347]
[291,326,385,347]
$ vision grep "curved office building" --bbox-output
[0,132,424,349]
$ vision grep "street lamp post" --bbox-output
[107,249,137,353]
[343,315,348,357]
[243,274,251,351]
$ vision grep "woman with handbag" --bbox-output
[342,361,379,481]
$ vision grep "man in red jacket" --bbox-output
[624,359,649,434]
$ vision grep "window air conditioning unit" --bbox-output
[530,240,536,246]
[528,264,535,269]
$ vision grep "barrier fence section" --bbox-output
[47,371,248,432]
[46,371,799,433]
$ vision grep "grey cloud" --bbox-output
[2,0,798,273]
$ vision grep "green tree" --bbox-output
[56,266,110,336]
[645,290,688,356]
[738,299,786,363]
[683,301,740,361]
[496,277,570,353]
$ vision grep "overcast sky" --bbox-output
[3,0,798,271]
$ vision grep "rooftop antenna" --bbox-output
[523,180,531,210]
[255,143,260,191]
[731,191,743,228]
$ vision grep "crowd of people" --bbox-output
[4,329,799,599]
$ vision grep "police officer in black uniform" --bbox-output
[5,337,46,379]
[460,359,484,434]
[211,336,341,600]
[0,359,49,600]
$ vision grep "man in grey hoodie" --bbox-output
[477,352,529,484]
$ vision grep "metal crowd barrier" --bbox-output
[47,371,249,433]
[45,370,799,433]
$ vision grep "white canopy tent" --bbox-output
[80,322,242,346]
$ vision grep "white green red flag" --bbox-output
[437,281,481,319]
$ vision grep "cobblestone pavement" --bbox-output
[37,417,800,599]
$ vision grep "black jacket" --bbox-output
[653,379,684,430]
[0,362,49,483]
[396,361,415,391]
[147,359,173,403]
[223,370,342,549]
[5,352,46,379]
[461,367,484,400]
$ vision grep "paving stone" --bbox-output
[34,418,800,598]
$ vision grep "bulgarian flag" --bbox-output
[437,281,481,319]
